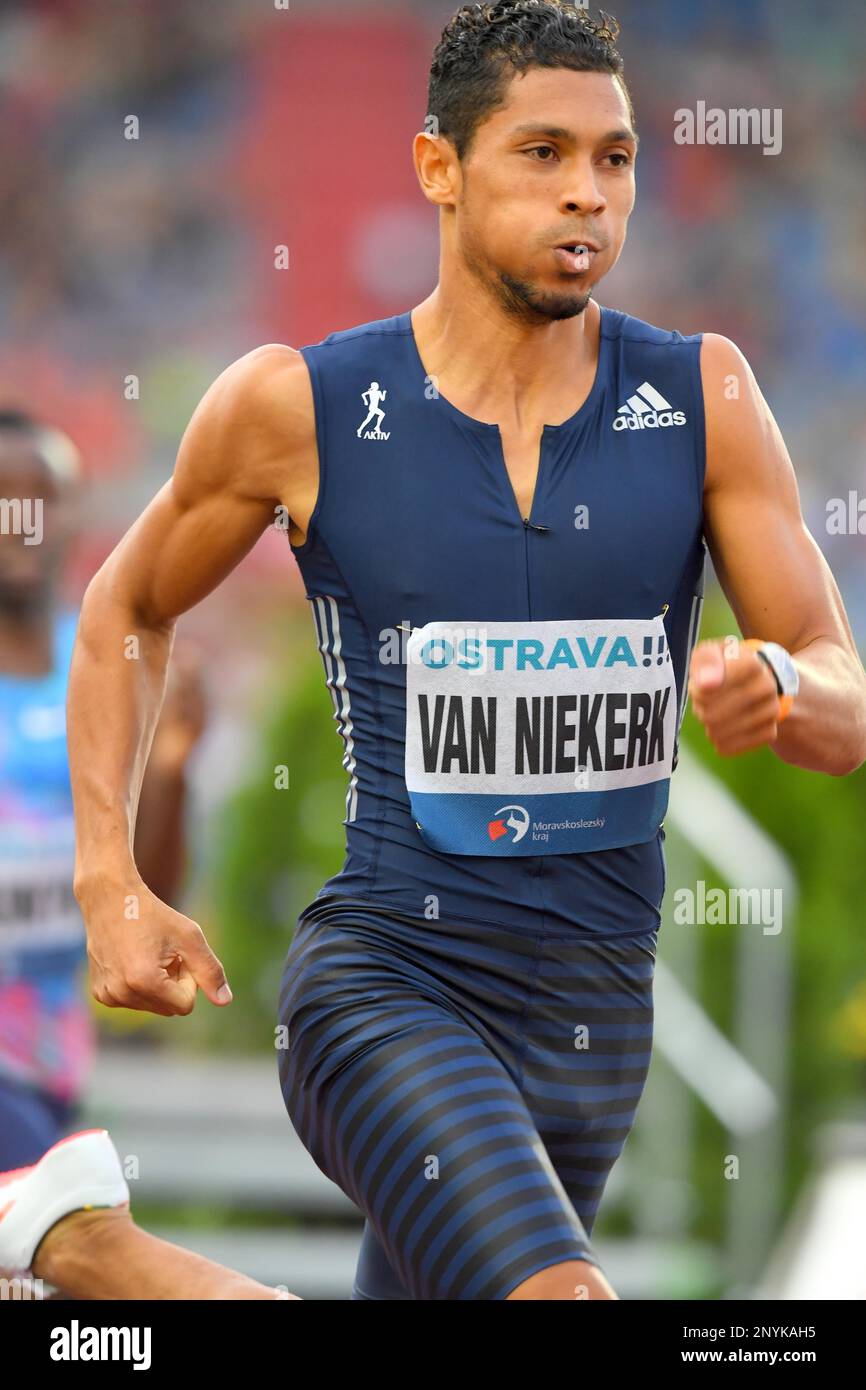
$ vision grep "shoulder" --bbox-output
[205,343,315,436]
[601,304,703,349]
[698,331,767,429]
[698,331,759,391]
[697,334,783,494]
[172,344,316,503]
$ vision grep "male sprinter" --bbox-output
[62,2,866,1302]
[0,410,203,1171]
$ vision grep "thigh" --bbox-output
[277,915,601,1300]
[0,1073,71,1170]
[352,1220,411,1300]
[521,929,658,1240]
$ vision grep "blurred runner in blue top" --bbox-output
[0,408,205,1168]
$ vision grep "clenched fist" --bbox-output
[687,637,786,758]
[78,875,232,1018]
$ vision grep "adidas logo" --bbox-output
[613,381,686,431]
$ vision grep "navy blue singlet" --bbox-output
[291,303,706,937]
[279,303,708,1299]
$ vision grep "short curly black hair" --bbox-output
[427,1,631,161]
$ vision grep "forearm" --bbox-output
[68,569,176,899]
[771,636,866,775]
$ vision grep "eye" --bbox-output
[525,144,559,162]
[603,152,632,167]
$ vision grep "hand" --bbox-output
[80,875,232,1018]
[688,637,782,757]
[148,643,207,777]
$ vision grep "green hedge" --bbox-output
[201,624,348,1053]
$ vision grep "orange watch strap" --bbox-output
[741,638,794,722]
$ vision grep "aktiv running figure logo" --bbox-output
[488,804,530,843]
[613,380,686,430]
[357,381,390,440]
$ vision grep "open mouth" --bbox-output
[553,244,597,272]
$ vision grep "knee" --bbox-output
[505,1258,618,1301]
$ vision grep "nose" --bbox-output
[560,159,606,217]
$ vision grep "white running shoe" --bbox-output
[0,1129,130,1283]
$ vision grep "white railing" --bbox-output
[646,742,798,1291]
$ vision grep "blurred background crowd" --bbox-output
[1,0,865,1299]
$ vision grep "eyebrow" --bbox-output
[510,123,640,150]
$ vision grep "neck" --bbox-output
[0,606,55,676]
[411,262,600,428]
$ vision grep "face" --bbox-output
[0,436,73,617]
[421,67,637,322]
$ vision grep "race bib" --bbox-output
[405,617,677,855]
[0,816,83,958]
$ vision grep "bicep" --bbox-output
[94,348,299,627]
[100,478,274,628]
[701,334,857,656]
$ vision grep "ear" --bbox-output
[413,131,460,208]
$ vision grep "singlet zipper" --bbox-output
[521,514,548,914]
